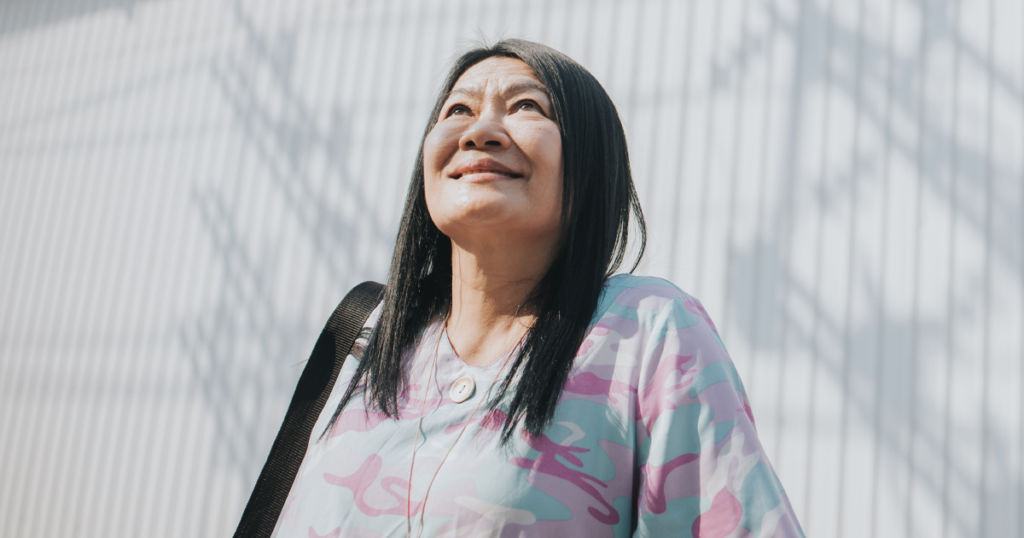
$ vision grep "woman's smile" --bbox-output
[448,157,524,180]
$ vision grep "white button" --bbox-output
[450,376,476,403]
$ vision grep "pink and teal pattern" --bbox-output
[272,274,804,538]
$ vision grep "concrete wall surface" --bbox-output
[1,0,1022,536]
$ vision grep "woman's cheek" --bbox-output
[422,124,458,176]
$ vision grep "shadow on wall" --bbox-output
[0,0,154,36]
[166,0,1022,534]
[176,0,392,519]
[722,0,1022,535]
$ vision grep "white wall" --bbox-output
[1,0,1022,536]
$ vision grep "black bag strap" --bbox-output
[233,281,385,538]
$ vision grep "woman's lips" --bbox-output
[452,169,523,179]
[450,159,523,179]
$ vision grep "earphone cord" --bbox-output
[406,325,516,538]
[406,332,442,538]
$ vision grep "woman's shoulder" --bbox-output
[595,274,722,344]
[597,273,696,317]
[603,273,689,297]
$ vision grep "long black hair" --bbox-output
[325,39,645,442]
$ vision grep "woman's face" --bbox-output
[423,57,563,249]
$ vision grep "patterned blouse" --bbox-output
[271,274,804,537]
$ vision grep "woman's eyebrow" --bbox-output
[449,86,478,99]
[502,80,549,98]
[448,80,549,100]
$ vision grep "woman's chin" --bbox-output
[435,213,513,237]
[435,212,555,244]
[434,199,522,228]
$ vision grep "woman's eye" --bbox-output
[447,104,470,117]
[516,101,538,112]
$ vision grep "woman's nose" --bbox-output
[459,113,511,150]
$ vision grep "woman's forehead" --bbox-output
[449,57,547,98]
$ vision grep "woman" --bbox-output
[272,39,803,538]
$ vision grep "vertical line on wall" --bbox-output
[0,0,61,364]
[538,0,552,43]
[197,0,287,533]
[103,7,176,533]
[979,1,994,536]
[431,0,453,86]
[0,80,14,235]
[559,0,576,53]
[578,0,599,68]
[1019,26,1024,531]
[625,0,646,144]
[574,0,598,83]
[1019,2,1024,531]
[667,0,696,282]
[639,0,672,242]
[125,1,204,533]
[453,0,467,42]
[773,0,810,474]
[339,0,386,289]
[837,0,866,535]
[694,0,724,298]
[0,0,25,524]
[208,0,293,529]
[391,0,430,251]
[497,0,509,35]
[171,1,257,534]
[161,2,216,533]
[722,0,752,349]
[0,2,44,359]
[70,13,131,532]
[0,0,58,532]
[941,1,962,535]
[805,0,837,524]
[401,0,445,186]
[295,0,339,322]
[747,0,777,402]
[58,14,115,525]
[870,0,898,535]
[363,0,416,286]
[518,0,532,40]
[11,1,90,534]
[160,2,224,535]
[905,0,930,534]
[4,0,51,533]
[604,0,623,96]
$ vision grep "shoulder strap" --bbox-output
[233,281,385,538]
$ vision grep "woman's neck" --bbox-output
[445,241,550,367]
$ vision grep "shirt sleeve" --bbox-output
[632,295,804,538]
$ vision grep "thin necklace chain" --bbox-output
[405,320,516,538]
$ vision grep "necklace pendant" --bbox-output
[450,376,476,403]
